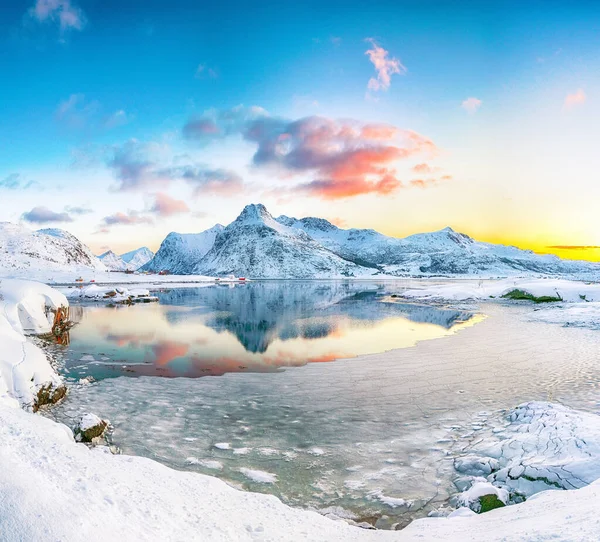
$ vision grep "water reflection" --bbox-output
[64,282,479,380]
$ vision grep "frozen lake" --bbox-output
[46,281,600,528]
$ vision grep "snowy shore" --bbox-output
[2,278,600,540]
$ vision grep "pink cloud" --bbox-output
[365,38,406,93]
[183,108,443,200]
[150,192,190,217]
[101,210,153,226]
[461,97,482,114]
[29,0,86,32]
[564,89,586,109]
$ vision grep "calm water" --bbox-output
[46,281,600,528]
[57,281,478,380]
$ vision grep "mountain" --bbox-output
[277,215,600,277]
[98,250,129,271]
[193,204,376,278]
[136,203,600,279]
[142,225,224,274]
[121,247,154,270]
[0,223,107,279]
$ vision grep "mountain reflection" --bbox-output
[64,282,480,380]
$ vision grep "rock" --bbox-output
[74,413,109,443]
[33,383,67,412]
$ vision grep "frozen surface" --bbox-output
[50,282,600,526]
[454,401,600,503]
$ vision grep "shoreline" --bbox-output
[3,277,600,540]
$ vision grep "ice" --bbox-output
[215,442,231,450]
[239,468,278,484]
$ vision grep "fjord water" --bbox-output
[48,281,600,527]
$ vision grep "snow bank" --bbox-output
[68,284,157,304]
[4,401,600,541]
[529,302,600,330]
[453,401,600,510]
[402,278,600,303]
[0,279,66,408]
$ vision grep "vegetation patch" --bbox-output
[478,494,506,513]
[501,289,562,303]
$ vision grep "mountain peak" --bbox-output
[235,203,272,224]
[440,226,455,233]
[99,250,118,258]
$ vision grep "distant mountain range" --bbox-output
[142,203,600,278]
[99,247,154,272]
[1,206,599,280]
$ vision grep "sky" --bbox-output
[1,0,600,260]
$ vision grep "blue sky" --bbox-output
[2,1,600,258]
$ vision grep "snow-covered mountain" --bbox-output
[121,247,154,270]
[142,225,224,274]
[98,250,129,271]
[147,204,600,279]
[193,204,375,278]
[0,223,107,279]
[99,247,155,271]
[278,215,600,277]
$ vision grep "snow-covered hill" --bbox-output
[121,247,154,270]
[194,204,376,278]
[0,223,106,279]
[142,225,224,274]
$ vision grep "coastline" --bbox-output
[3,277,600,541]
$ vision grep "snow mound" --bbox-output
[455,401,600,503]
[0,279,66,409]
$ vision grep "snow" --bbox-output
[0,223,106,281]
[99,250,130,271]
[214,442,231,450]
[457,482,509,512]
[143,225,224,274]
[0,279,66,408]
[455,402,600,498]
[529,302,600,330]
[120,247,154,270]
[78,412,105,432]
[402,278,600,303]
[4,280,600,539]
[67,284,157,303]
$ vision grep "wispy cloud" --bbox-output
[107,139,171,191]
[564,89,586,109]
[461,97,482,114]
[195,64,218,79]
[183,107,440,199]
[101,210,153,226]
[106,138,243,195]
[0,173,39,190]
[104,109,131,129]
[56,94,130,131]
[150,192,190,217]
[365,38,406,95]
[22,206,73,223]
[547,245,600,250]
[28,0,86,33]
[64,205,93,215]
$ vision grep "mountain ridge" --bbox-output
[142,204,600,278]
